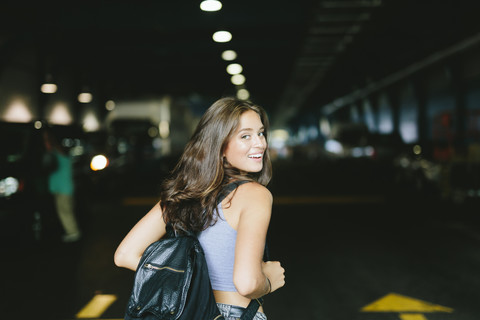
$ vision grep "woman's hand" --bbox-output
[262,261,285,293]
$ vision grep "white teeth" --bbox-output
[248,154,262,159]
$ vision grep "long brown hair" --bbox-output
[160,97,272,232]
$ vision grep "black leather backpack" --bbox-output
[124,181,264,320]
[124,223,223,320]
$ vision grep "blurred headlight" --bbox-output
[0,177,20,197]
[325,139,343,154]
[90,155,109,171]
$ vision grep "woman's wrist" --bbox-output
[265,276,271,295]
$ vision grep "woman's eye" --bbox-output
[258,132,265,137]
[241,135,250,139]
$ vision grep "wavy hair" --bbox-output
[160,97,272,232]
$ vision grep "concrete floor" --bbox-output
[1,159,478,320]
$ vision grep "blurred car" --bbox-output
[324,123,407,163]
[324,123,374,159]
[0,121,47,242]
[0,121,104,243]
[392,143,442,198]
[449,161,480,203]
[368,132,407,162]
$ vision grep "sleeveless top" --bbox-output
[197,201,238,292]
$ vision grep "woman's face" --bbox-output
[224,110,267,173]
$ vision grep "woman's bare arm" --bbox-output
[232,183,285,298]
[114,202,167,271]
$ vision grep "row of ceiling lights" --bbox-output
[40,77,95,104]
[40,72,96,104]
[200,0,250,100]
[41,78,116,112]
[40,1,250,110]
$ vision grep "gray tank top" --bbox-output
[198,201,238,291]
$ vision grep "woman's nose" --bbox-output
[253,135,266,148]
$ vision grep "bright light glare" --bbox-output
[105,100,115,111]
[324,139,343,154]
[83,111,100,132]
[272,129,289,140]
[222,50,237,61]
[0,177,20,197]
[226,63,243,75]
[200,0,222,11]
[231,74,246,85]
[159,120,170,138]
[352,146,374,157]
[78,93,93,103]
[49,103,72,125]
[4,99,32,123]
[212,31,232,43]
[319,117,331,136]
[271,129,289,149]
[41,83,57,94]
[236,88,250,100]
[90,155,108,171]
[413,144,422,155]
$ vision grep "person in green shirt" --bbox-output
[43,128,82,242]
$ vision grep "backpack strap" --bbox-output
[241,298,264,320]
[168,181,251,238]
[217,180,250,204]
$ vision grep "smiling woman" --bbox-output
[223,110,267,173]
[114,97,285,319]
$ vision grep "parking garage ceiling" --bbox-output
[1,0,480,128]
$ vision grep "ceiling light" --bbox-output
[41,74,57,94]
[212,31,232,43]
[231,74,246,85]
[236,88,250,100]
[222,50,237,61]
[41,83,57,94]
[226,63,243,75]
[200,0,222,11]
[78,92,93,103]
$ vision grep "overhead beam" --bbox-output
[322,31,480,115]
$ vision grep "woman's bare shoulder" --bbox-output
[234,181,273,205]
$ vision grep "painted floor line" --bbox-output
[273,195,385,204]
[76,294,117,319]
[123,197,158,206]
[122,195,385,206]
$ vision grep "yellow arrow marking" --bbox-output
[361,293,453,313]
[76,294,117,318]
[399,314,428,320]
